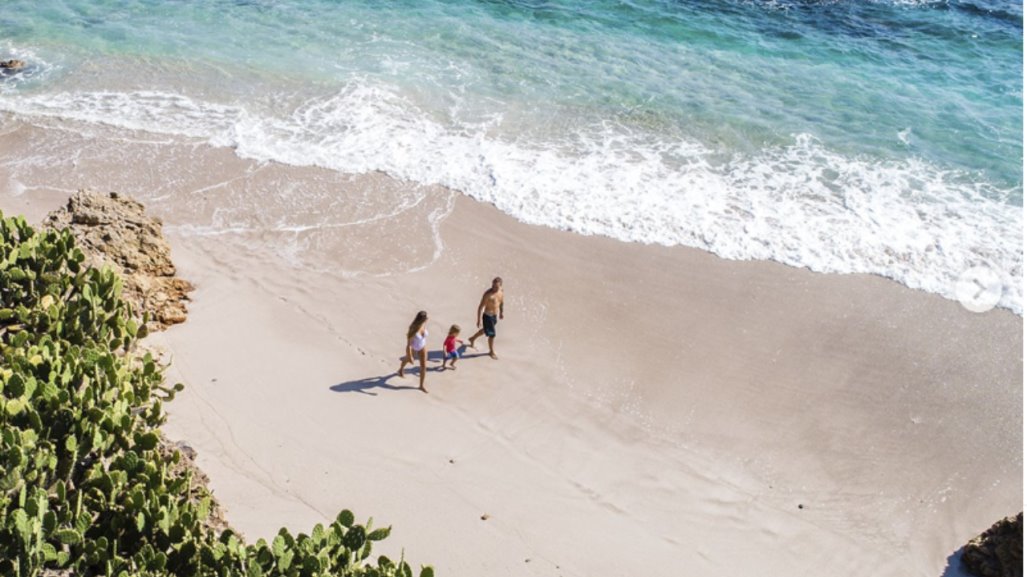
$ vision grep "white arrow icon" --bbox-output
[955,266,1003,313]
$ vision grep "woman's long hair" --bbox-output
[407,311,428,340]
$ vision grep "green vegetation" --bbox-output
[0,213,432,577]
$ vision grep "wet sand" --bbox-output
[0,117,1021,576]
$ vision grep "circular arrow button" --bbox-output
[955,266,1004,313]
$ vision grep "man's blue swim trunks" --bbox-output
[482,313,497,338]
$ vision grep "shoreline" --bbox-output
[0,112,1021,317]
[0,126,1021,576]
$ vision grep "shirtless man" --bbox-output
[468,277,504,359]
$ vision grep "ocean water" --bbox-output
[0,0,1022,311]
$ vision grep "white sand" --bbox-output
[0,120,1021,576]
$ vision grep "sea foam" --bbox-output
[1,83,1021,313]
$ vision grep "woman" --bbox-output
[397,310,429,392]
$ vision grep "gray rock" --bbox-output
[962,512,1023,577]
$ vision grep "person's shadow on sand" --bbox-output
[938,548,974,577]
[425,344,488,363]
[427,346,489,364]
[329,374,421,396]
[332,347,493,396]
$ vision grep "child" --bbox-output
[442,325,463,370]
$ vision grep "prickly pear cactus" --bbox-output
[0,212,432,577]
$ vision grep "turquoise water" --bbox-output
[0,0,1022,310]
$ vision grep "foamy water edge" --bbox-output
[0,85,1021,314]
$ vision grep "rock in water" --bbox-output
[962,513,1023,577]
[0,59,26,70]
[44,190,193,331]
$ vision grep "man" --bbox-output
[468,277,504,359]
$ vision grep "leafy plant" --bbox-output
[0,213,433,577]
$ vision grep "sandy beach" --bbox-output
[0,118,1021,576]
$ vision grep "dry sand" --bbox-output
[0,118,1021,576]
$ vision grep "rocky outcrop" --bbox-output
[962,513,1023,577]
[44,190,192,331]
